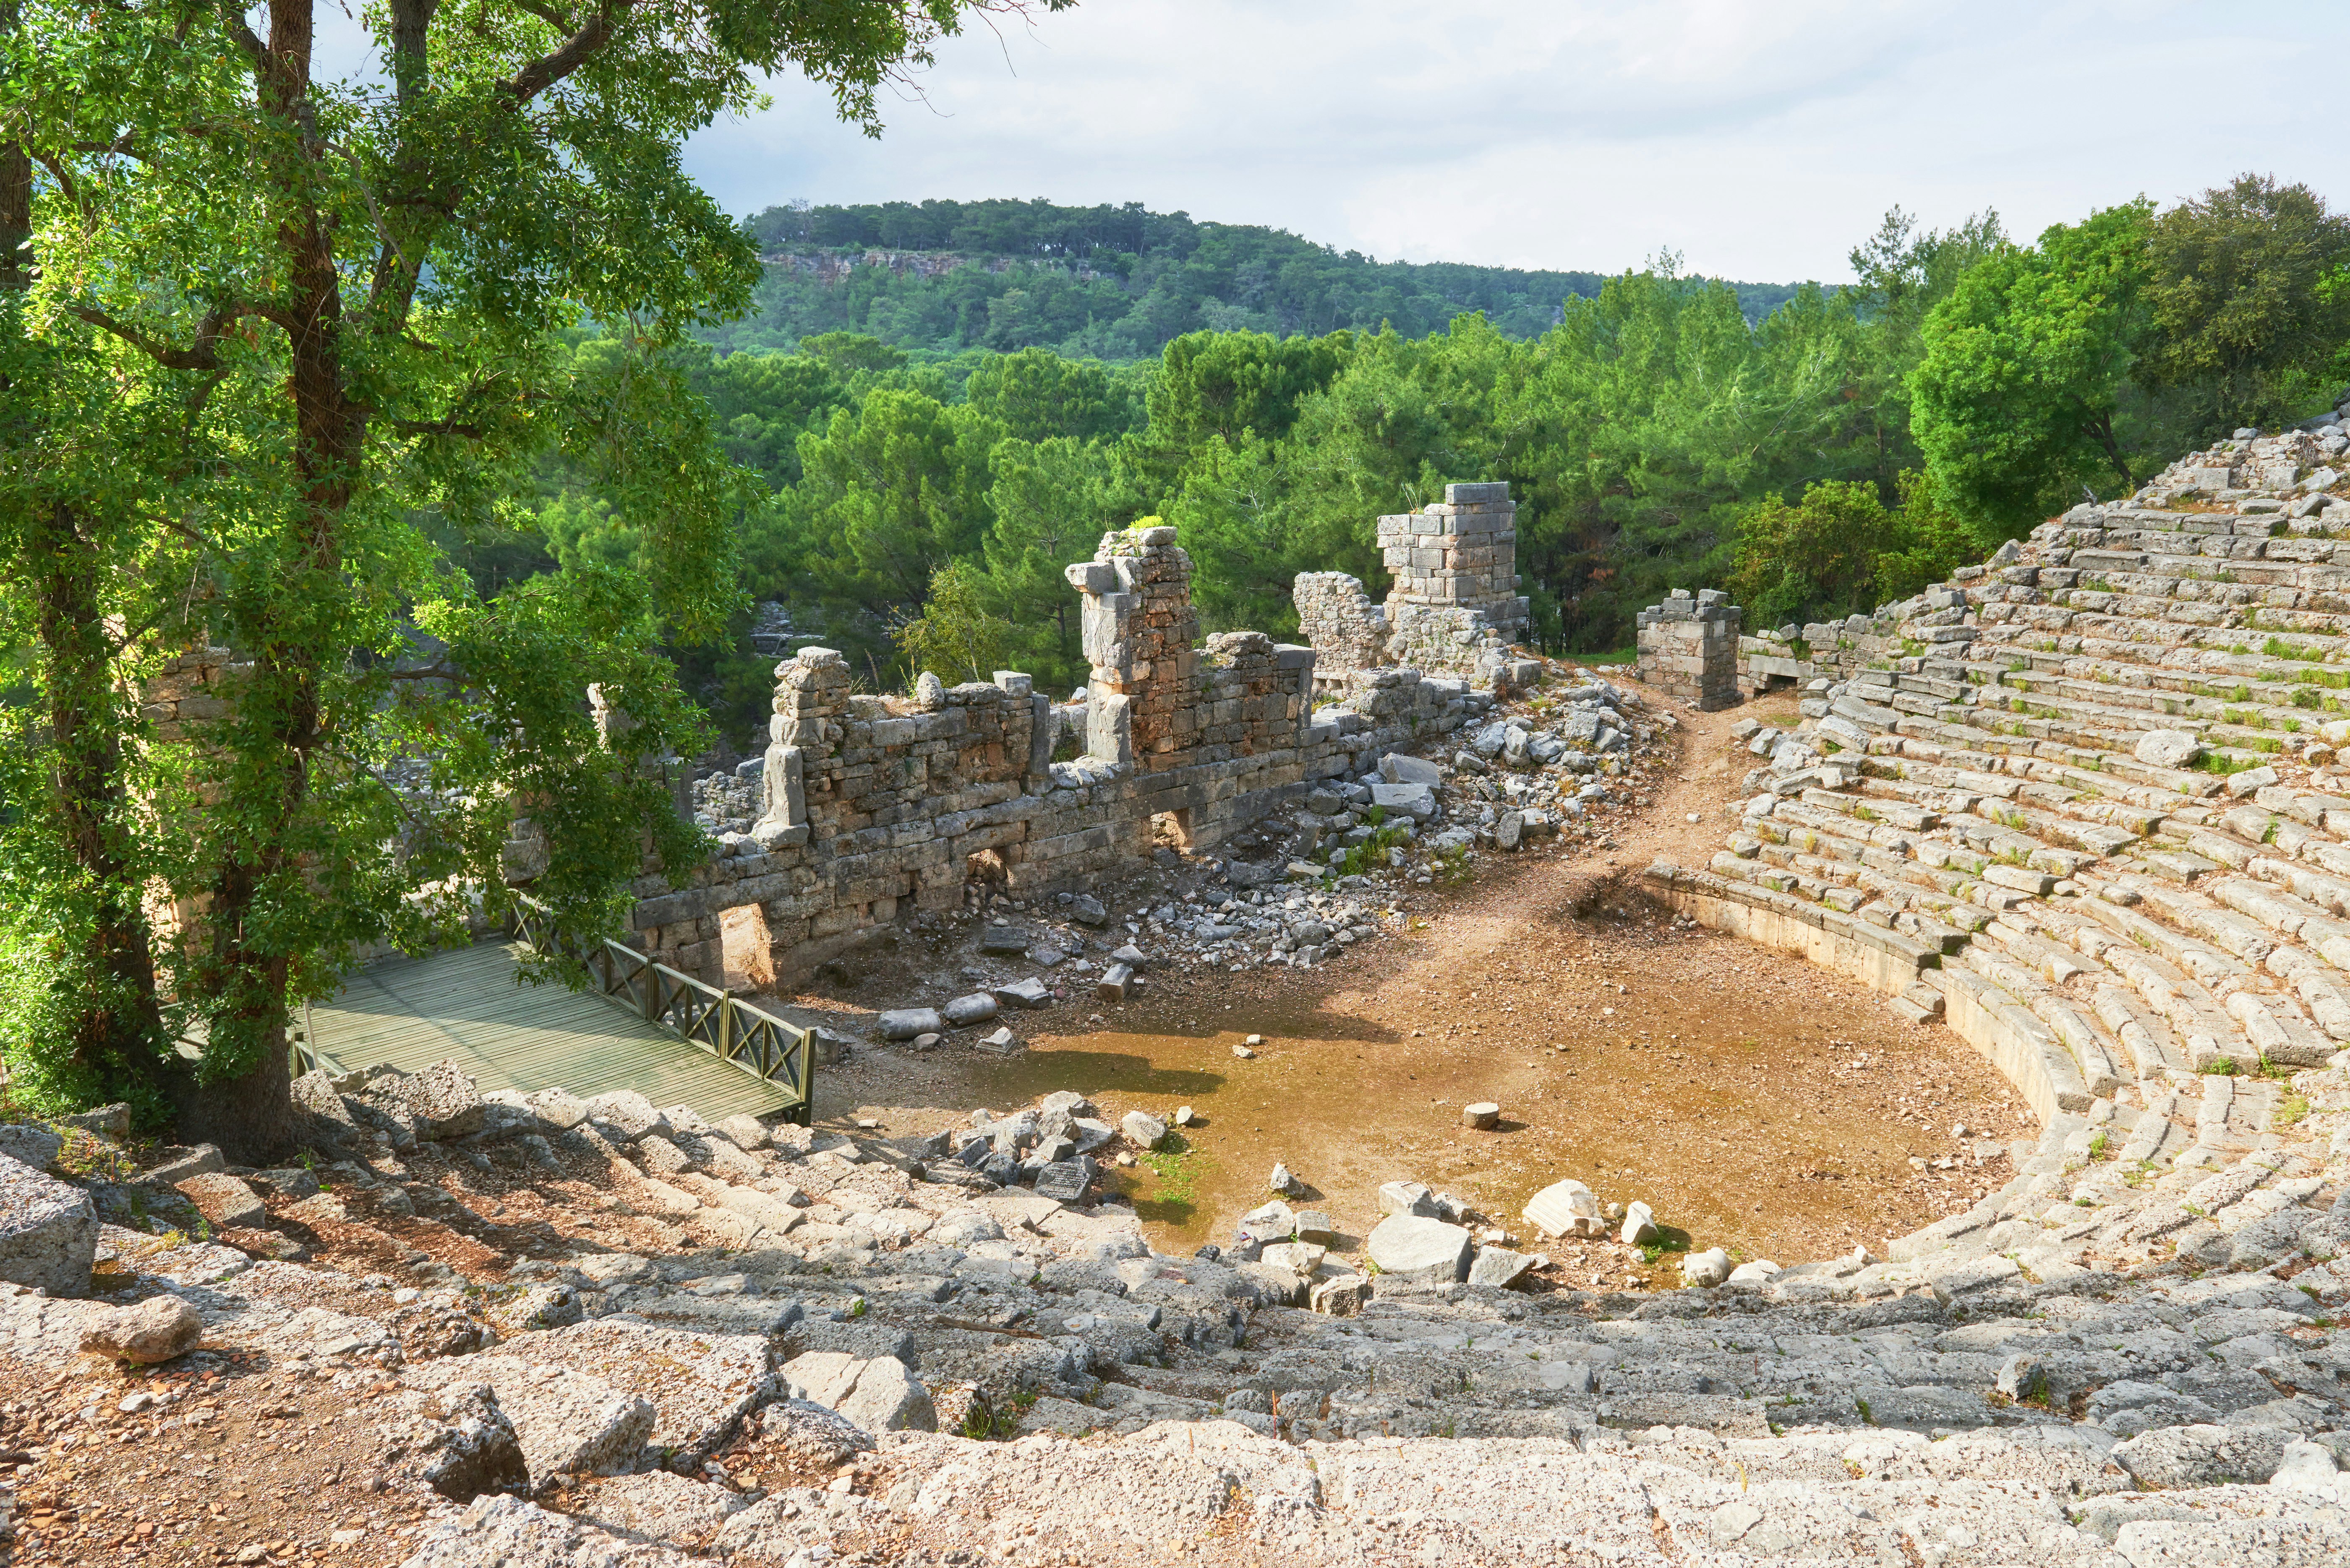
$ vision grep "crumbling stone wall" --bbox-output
[1067,524,1202,766]
[1736,609,1912,692]
[143,647,242,746]
[1290,572,1390,688]
[624,525,1490,985]
[1634,590,1742,710]
[1294,483,1533,689]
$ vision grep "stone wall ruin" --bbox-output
[1633,589,1742,710]
[1292,482,1534,691]
[633,522,1497,986]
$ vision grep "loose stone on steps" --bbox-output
[1364,1214,1473,1280]
[1522,1177,1606,1238]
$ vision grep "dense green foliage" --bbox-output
[1911,176,2350,533]
[2139,174,2350,431]
[0,0,1055,1148]
[1725,472,1986,632]
[561,180,2350,734]
[7,0,2342,1170]
[710,198,1806,357]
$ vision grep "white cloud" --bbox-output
[683,0,2347,281]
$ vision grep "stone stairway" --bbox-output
[1662,458,2350,1166]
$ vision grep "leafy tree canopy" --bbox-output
[0,0,1065,1151]
[2138,173,2350,430]
[1909,203,2156,528]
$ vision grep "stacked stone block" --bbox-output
[1066,524,1201,768]
[1377,483,1523,616]
[1634,590,1742,710]
[1368,483,1531,686]
[141,646,243,746]
[1290,572,1389,686]
[1649,424,2350,1242]
[1737,613,1905,692]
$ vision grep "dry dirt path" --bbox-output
[809,675,2035,1283]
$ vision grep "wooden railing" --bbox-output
[509,897,814,1125]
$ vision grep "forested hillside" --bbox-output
[708,197,1804,358]
[504,179,2350,751]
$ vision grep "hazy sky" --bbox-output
[681,0,2345,282]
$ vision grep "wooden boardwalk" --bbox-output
[304,940,797,1121]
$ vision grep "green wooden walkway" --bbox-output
[303,939,797,1121]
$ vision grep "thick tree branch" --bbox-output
[222,7,267,70]
[386,414,489,439]
[504,0,632,102]
[389,0,436,97]
[31,149,80,211]
[67,301,257,370]
[509,0,579,34]
[70,125,217,162]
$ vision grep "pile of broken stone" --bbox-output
[7,1055,2350,1565]
[2144,417,2350,519]
[871,878,1417,1015]
[1439,671,1666,848]
[745,669,1668,1015]
[1027,671,1672,984]
[1272,670,1663,877]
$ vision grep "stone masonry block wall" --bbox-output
[1068,525,1203,767]
[1738,612,1908,694]
[138,648,251,950]
[624,527,1494,985]
[1634,590,1743,710]
[1379,483,1523,615]
[142,647,245,746]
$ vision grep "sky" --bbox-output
[679,0,2349,284]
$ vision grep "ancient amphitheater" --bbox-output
[6,430,2350,1566]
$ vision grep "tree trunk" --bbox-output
[180,0,361,1163]
[0,0,26,296]
[2086,412,2135,493]
[31,504,175,1106]
[6,0,174,1114]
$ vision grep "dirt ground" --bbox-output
[796,680,2036,1281]
[4,1322,455,1568]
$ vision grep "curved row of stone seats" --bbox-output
[53,1058,2339,1568]
[27,951,2350,1557]
[1951,639,2330,772]
[1713,771,2318,1141]
[1665,436,2350,1255]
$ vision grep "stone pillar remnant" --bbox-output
[1635,589,1742,710]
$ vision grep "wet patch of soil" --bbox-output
[810,867,2031,1276]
